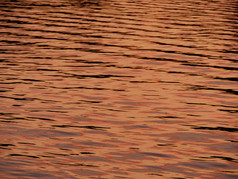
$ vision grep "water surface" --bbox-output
[0,0,237,178]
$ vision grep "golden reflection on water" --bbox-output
[0,0,238,178]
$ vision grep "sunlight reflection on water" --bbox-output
[0,0,237,178]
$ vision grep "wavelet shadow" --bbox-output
[67,0,105,8]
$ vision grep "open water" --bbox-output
[0,0,237,178]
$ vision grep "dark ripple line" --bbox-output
[186,102,237,109]
[140,57,238,72]
[63,74,133,79]
[0,40,36,46]
[188,85,238,95]
[218,109,238,113]
[55,162,97,167]
[0,144,15,147]
[9,154,40,158]
[210,156,238,163]
[27,117,55,121]
[214,77,238,82]
[52,125,110,130]
[50,86,125,92]
[0,95,59,103]
[193,126,238,132]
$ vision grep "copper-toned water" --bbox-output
[0,0,237,178]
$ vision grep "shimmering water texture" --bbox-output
[0,0,238,178]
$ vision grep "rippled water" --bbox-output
[0,0,237,178]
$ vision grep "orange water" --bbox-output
[0,0,237,178]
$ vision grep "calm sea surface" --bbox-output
[0,0,237,178]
